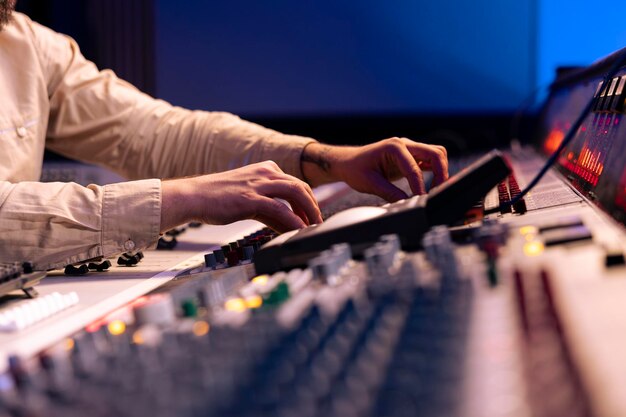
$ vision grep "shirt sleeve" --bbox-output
[27,17,317,181]
[0,179,161,270]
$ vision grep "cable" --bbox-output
[497,51,626,212]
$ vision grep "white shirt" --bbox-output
[0,13,315,270]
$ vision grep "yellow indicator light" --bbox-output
[523,241,545,257]
[107,320,126,336]
[251,275,269,285]
[519,226,538,235]
[244,295,263,309]
[132,330,145,345]
[64,338,75,351]
[524,233,536,242]
[192,320,210,337]
[224,298,247,312]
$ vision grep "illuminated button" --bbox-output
[611,75,626,113]
[603,77,620,112]
[192,320,210,337]
[523,241,544,257]
[107,320,126,336]
[519,226,538,235]
[263,282,290,306]
[244,295,263,309]
[251,274,269,285]
[224,297,247,312]
[181,299,198,317]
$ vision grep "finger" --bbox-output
[278,174,319,215]
[403,141,449,185]
[366,172,409,203]
[253,197,307,233]
[387,143,426,195]
[258,180,323,225]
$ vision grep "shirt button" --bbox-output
[16,126,27,137]
[124,240,136,251]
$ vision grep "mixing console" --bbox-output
[3,48,626,417]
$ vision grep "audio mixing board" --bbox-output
[3,48,626,417]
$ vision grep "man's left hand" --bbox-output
[301,138,449,202]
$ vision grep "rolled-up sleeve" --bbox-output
[0,179,161,270]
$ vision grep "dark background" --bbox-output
[15,0,626,156]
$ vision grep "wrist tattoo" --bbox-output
[302,144,332,172]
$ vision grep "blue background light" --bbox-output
[154,0,626,117]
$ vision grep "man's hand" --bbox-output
[160,161,323,233]
[301,138,449,202]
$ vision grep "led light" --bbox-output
[519,226,537,235]
[523,241,545,257]
[85,321,102,333]
[132,330,145,345]
[251,275,269,285]
[64,338,75,351]
[244,295,263,309]
[107,320,126,336]
[224,298,247,312]
[192,320,210,337]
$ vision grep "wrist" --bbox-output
[160,179,198,232]
[301,142,339,186]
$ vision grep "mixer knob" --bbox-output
[364,241,396,277]
[309,249,343,284]
[380,234,401,254]
[204,253,217,269]
[213,249,226,264]
[330,243,352,267]
[133,294,176,326]
[242,246,255,263]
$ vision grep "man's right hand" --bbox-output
[160,161,323,233]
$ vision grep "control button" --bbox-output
[157,236,177,250]
[181,299,198,317]
[242,246,255,262]
[204,252,217,268]
[87,260,112,272]
[263,282,290,306]
[613,75,626,113]
[213,249,226,264]
[124,240,136,251]
[64,264,89,276]
[226,250,239,267]
[0,292,79,332]
[117,251,144,266]
[605,250,626,268]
